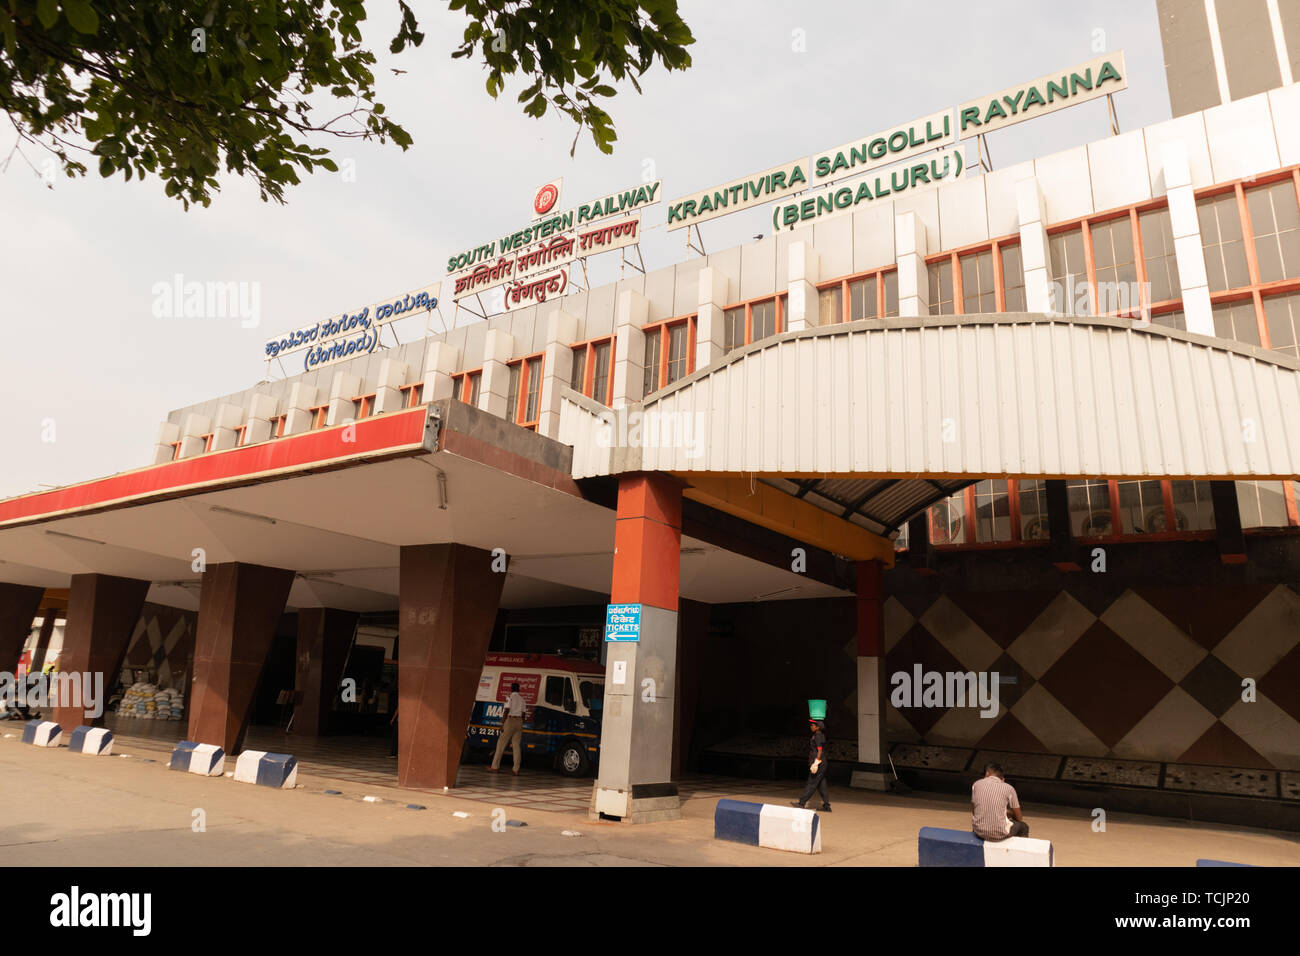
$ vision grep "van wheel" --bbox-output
[558,740,590,777]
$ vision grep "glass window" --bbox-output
[1170,481,1215,531]
[960,249,997,314]
[883,271,899,317]
[818,285,842,325]
[972,480,1011,542]
[468,372,482,407]
[570,348,585,392]
[544,675,565,707]
[723,306,746,353]
[1116,480,1166,534]
[1152,309,1186,331]
[524,356,542,422]
[591,341,611,403]
[506,363,521,421]
[1139,208,1182,304]
[849,275,879,320]
[1212,300,1260,346]
[1246,179,1300,283]
[1197,193,1251,292]
[928,493,966,545]
[644,329,662,395]
[1001,244,1026,312]
[666,323,689,385]
[750,300,777,340]
[1048,226,1089,313]
[1090,217,1139,314]
[579,680,602,711]
[1068,479,1113,537]
[1237,481,1288,528]
[928,258,954,315]
[1264,291,1300,358]
[1017,480,1049,540]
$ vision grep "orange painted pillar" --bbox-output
[594,473,683,823]
[850,559,891,790]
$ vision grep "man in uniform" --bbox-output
[791,717,831,812]
[489,682,526,775]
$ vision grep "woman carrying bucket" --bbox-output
[791,698,832,813]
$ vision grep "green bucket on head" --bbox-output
[807,699,827,720]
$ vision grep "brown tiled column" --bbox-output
[53,574,150,731]
[292,608,358,736]
[397,543,504,790]
[188,563,294,752]
[0,583,44,672]
[31,609,58,671]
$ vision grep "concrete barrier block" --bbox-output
[234,750,298,789]
[714,799,821,854]
[919,827,1053,867]
[20,720,62,747]
[169,740,225,776]
[68,726,114,756]
[1197,859,1253,867]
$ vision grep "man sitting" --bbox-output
[971,762,1029,840]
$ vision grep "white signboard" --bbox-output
[665,157,810,232]
[811,109,955,184]
[263,282,440,369]
[957,52,1126,137]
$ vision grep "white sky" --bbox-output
[0,0,1173,499]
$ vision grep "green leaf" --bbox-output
[62,0,99,34]
[36,0,59,29]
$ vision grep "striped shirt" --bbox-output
[971,775,1020,840]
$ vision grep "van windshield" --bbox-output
[579,680,603,711]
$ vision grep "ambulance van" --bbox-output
[464,653,605,776]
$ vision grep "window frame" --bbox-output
[642,314,697,393]
[398,382,424,408]
[721,295,784,352]
[570,335,618,406]
[924,236,1023,317]
[506,352,545,430]
[815,265,900,323]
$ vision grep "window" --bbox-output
[505,363,521,422]
[643,316,696,393]
[467,371,482,407]
[1264,291,1300,358]
[817,267,899,323]
[352,393,376,420]
[545,676,565,707]
[960,249,997,314]
[1001,244,1026,311]
[1246,178,1300,283]
[269,415,286,439]
[1212,300,1260,345]
[233,425,248,447]
[506,354,544,428]
[1139,208,1181,304]
[1048,226,1089,312]
[1170,481,1215,532]
[971,480,1011,542]
[1018,480,1049,540]
[201,433,214,452]
[399,382,424,408]
[169,440,182,460]
[722,297,783,353]
[1067,480,1113,537]
[573,338,616,405]
[1237,481,1289,528]
[928,495,966,545]
[1152,309,1187,331]
[1116,480,1167,534]
[928,241,1021,316]
[1089,216,1139,313]
[928,257,955,315]
[310,405,329,429]
[1197,192,1251,292]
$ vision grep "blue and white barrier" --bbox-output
[168,741,225,776]
[21,720,62,747]
[1197,859,1253,867]
[918,827,1053,867]
[714,799,822,854]
[234,750,298,789]
[68,726,114,756]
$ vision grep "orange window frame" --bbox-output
[1194,167,1300,349]
[571,336,618,405]
[642,315,697,392]
[814,265,899,322]
[399,382,424,408]
[352,393,376,419]
[721,295,784,348]
[923,235,1023,316]
[233,425,248,448]
[309,405,329,429]
[508,353,544,430]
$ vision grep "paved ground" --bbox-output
[2,731,1297,867]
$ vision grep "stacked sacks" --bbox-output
[114,683,185,720]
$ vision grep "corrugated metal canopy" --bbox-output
[761,476,972,536]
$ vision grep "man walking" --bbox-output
[791,717,831,812]
[972,762,1029,839]
[489,682,526,775]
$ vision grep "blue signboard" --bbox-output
[604,604,642,642]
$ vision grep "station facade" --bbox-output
[3,25,1300,822]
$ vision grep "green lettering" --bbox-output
[667,203,683,224]
[815,156,831,178]
[698,193,714,214]
[984,99,1008,123]
[1002,90,1025,114]
[834,188,852,209]
[683,199,698,218]
[911,163,929,184]
[789,165,806,186]
[800,198,815,220]
[1047,77,1068,102]
[960,106,981,131]
[1097,60,1122,86]
[782,205,799,226]
[1023,85,1046,110]
[854,181,873,203]
[830,152,849,175]
[772,171,788,191]
[869,137,888,159]
[1070,69,1093,95]
[850,144,868,167]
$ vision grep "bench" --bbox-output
[918,826,1053,867]
[714,799,821,854]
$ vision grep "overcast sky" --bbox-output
[0,0,1173,499]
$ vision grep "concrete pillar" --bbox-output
[0,583,44,672]
[326,373,361,426]
[31,608,58,672]
[594,473,683,823]
[695,267,731,368]
[1163,141,1213,335]
[178,413,210,459]
[1017,176,1055,313]
[786,241,821,331]
[397,543,505,789]
[423,342,462,403]
[610,291,649,409]
[53,574,150,731]
[850,560,890,790]
[284,382,319,435]
[895,211,929,317]
[371,359,409,415]
[152,421,180,464]
[478,329,516,419]
[538,310,580,437]
[188,563,294,752]
[292,608,358,736]
[244,393,280,445]
[209,403,244,451]
[1211,481,1247,564]
[1045,479,1080,572]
